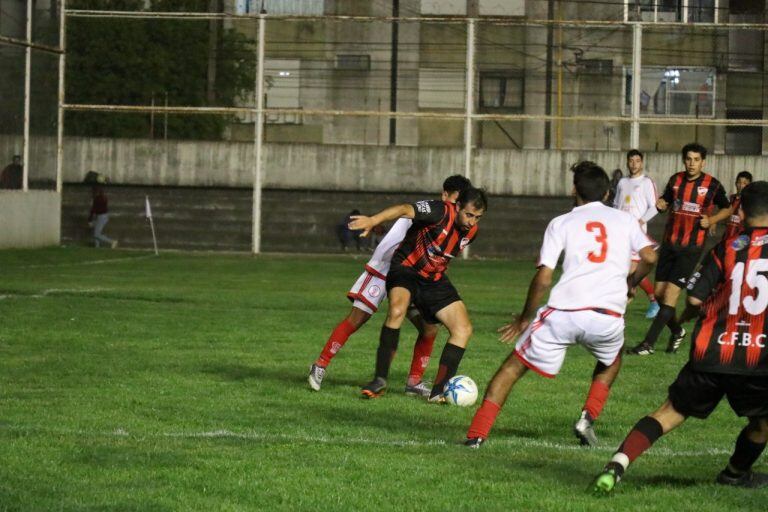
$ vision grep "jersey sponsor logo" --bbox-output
[368,285,382,298]
[460,237,471,250]
[753,234,768,247]
[680,201,701,213]
[732,234,750,251]
[717,331,766,348]
[697,186,708,196]
[415,201,431,214]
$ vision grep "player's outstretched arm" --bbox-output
[348,204,415,237]
[498,266,553,343]
[678,296,703,324]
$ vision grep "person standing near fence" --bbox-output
[88,185,118,249]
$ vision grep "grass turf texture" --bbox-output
[0,247,765,511]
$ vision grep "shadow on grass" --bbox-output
[200,362,364,388]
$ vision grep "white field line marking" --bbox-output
[18,254,156,269]
[0,288,111,300]
[0,425,732,457]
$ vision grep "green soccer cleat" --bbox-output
[590,466,621,495]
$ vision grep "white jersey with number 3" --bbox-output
[538,202,653,314]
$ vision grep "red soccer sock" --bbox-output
[466,399,501,440]
[407,334,437,386]
[616,416,664,465]
[639,277,655,300]
[315,319,358,367]
[583,380,611,420]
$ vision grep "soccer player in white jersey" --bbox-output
[308,175,472,394]
[614,149,660,319]
[465,162,657,448]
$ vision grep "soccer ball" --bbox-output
[443,375,478,407]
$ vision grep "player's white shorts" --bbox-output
[347,266,387,315]
[514,306,624,378]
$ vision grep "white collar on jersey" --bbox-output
[572,201,607,211]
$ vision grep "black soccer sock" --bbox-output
[642,305,676,347]
[430,343,465,398]
[374,325,400,380]
[666,308,682,336]
[726,424,767,475]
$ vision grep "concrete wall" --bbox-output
[50,136,767,194]
[0,191,61,248]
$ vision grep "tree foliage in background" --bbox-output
[66,0,255,140]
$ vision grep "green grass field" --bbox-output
[1,247,765,511]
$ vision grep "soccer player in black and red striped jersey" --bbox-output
[592,181,768,493]
[722,171,753,242]
[348,188,487,401]
[628,143,732,355]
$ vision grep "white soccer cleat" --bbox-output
[308,363,326,391]
[574,410,598,446]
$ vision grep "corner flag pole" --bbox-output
[145,195,159,256]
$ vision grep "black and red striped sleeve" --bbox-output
[712,182,730,209]
[411,200,447,226]
[661,175,676,204]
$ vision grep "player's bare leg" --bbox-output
[428,300,473,400]
[309,306,372,391]
[361,286,412,398]
[628,281,685,355]
[464,352,529,447]
[630,260,659,318]
[592,399,687,493]
[404,312,439,397]
[575,357,622,446]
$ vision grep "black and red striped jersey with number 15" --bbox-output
[687,227,768,376]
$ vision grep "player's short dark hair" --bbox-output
[740,181,768,219]
[626,149,643,160]
[736,171,753,182]
[442,175,472,194]
[681,142,707,160]
[458,187,488,211]
[571,161,609,202]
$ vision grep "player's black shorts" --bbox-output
[655,244,703,287]
[386,266,462,324]
[668,362,768,419]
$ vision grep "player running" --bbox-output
[627,143,732,356]
[308,175,472,395]
[349,187,487,401]
[614,149,660,319]
[592,181,768,493]
[464,162,657,448]
[722,171,753,242]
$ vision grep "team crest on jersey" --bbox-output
[415,201,431,214]
[460,237,471,250]
[697,186,708,196]
[368,285,382,298]
[752,234,768,247]
[732,234,750,251]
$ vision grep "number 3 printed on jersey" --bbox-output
[586,222,608,263]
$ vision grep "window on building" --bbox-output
[479,73,524,112]
[626,0,717,22]
[624,67,716,117]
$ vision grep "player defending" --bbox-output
[592,181,768,493]
[308,175,472,395]
[614,149,660,319]
[627,143,732,355]
[465,162,657,448]
[349,188,487,401]
[722,171,753,242]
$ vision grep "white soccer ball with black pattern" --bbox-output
[443,375,478,407]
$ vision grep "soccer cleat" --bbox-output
[645,301,660,319]
[427,393,447,404]
[626,342,655,356]
[591,465,622,495]
[404,380,432,398]
[308,363,326,391]
[666,327,687,354]
[110,240,119,249]
[574,410,598,446]
[716,470,768,489]
[361,377,387,399]
[464,437,485,449]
